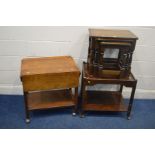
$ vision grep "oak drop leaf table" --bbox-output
[21,56,80,123]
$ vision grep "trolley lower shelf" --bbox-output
[27,89,74,111]
[83,91,128,112]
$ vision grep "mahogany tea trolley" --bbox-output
[80,29,138,119]
[80,62,137,120]
[21,56,80,123]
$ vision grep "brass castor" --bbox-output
[26,119,30,123]
[80,114,85,118]
[127,116,131,120]
[72,112,76,116]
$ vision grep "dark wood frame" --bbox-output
[87,30,138,78]
[80,62,137,120]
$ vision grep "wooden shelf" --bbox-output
[27,89,74,110]
[83,91,128,112]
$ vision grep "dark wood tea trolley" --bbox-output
[80,29,138,119]
[80,62,137,119]
[21,56,80,123]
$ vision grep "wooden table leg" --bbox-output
[72,87,78,116]
[127,81,137,120]
[119,84,123,93]
[23,91,30,123]
[80,77,87,118]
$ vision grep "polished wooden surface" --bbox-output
[27,89,74,110]
[21,56,80,76]
[89,29,138,39]
[21,56,80,91]
[84,91,127,112]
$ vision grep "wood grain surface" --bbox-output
[21,56,81,91]
[89,29,138,39]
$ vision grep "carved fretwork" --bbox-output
[118,47,132,71]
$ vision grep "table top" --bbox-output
[89,29,138,39]
[21,56,80,77]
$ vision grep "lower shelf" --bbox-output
[27,89,74,110]
[83,91,128,112]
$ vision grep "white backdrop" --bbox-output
[0,26,154,99]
